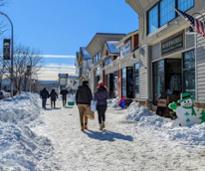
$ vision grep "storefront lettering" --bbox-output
[161,34,183,55]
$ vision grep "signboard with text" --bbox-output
[161,33,184,55]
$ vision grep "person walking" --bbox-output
[94,82,109,131]
[76,80,92,131]
[40,88,49,109]
[49,89,58,109]
[60,89,69,107]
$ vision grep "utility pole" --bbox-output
[0,11,14,97]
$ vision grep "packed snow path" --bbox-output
[34,103,205,171]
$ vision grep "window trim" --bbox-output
[134,63,140,95]
[147,3,159,35]
[147,0,195,35]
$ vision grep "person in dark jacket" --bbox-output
[76,80,92,131]
[49,89,58,109]
[40,88,49,109]
[94,82,109,130]
[60,89,69,107]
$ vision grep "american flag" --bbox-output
[175,8,205,37]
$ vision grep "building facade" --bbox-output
[126,0,205,108]
[86,33,125,93]
[76,47,92,84]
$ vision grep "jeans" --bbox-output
[42,98,47,109]
[96,105,107,124]
[51,100,56,108]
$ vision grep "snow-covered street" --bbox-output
[33,101,205,171]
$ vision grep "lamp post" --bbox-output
[0,11,14,97]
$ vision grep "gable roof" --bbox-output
[86,33,125,57]
[80,47,91,60]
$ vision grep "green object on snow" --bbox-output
[200,110,205,123]
[168,102,177,112]
[177,92,193,103]
[67,101,75,106]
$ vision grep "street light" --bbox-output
[0,11,14,97]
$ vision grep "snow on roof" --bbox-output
[80,47,91,60]
[106,41,119,54]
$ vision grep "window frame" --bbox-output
[159,0,177,27]
[182,49,195,98]
[134,63,140,95]
[177,0,195,12]
[147,3,159,35]
[147,0,195,35]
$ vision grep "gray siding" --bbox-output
[151,43,160,61]
[185,34,195,49]
[196,34,205,103]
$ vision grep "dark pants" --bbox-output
[96,105,107,124]
[62,97,67,106]
[51,100,56,108]
[42,98,47,108]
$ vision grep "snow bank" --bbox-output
[126,102,205,146]
[0,93,55,170]
[0,93,40,124]
[107,98,119,108]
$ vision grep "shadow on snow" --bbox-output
[85,130,134,142]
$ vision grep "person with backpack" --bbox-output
[94,82,109,131]
[40,88,49,109]
[49,89,58,109]
[76,80,92,131]
[60,89,69,107]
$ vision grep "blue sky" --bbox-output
[0,0,138,79]
[3,0,138,52]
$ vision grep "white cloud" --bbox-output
[37,65,77,81]
[41,54,75,59]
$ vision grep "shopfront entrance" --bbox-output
[121,67,134,99]
[107,71,118,98]
[152,49,195,106]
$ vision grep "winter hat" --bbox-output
[97,81,105,89]
[178,92,192,103]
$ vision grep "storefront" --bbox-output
[106,71,118,98]
[151,31,196,105]
[121,67,134,98]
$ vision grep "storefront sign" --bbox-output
[161,33,184,55]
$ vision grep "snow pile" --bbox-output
[126,102,153,121]
[0,93,56,170]
[126,102,205,146]
[107,97,119,108]
[0,93,40,124]
[166,123,205,145]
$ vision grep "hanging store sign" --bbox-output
[3,39,11,60]
[161,33,184,55]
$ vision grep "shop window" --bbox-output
[104,57,112,66]
[134,63,140,95]
[153,60,165,104]
[120,40,131,58]
[178,0,194,12]
[160,0,176,26]
[127,67,134,98]
[121,68,126,97]
[183,50,195,98]
[148,5,159,34]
